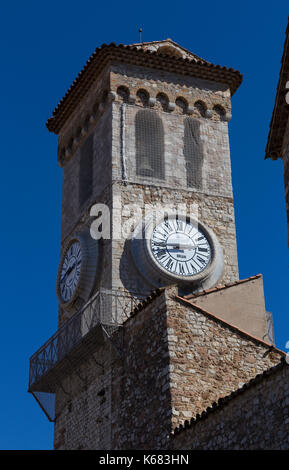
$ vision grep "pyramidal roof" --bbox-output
[46,39,242,134]
[129,38,210,64]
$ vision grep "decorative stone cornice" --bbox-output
[57,82,231,166]
[47,42,242,134]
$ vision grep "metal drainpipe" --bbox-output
[120,103,128,184]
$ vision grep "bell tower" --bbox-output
[28,39,280,451]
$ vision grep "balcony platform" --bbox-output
[29,323,107,393]
[28,289,145,420]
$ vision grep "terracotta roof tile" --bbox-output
[130,38,209,64]
[183,274,262,299]
[46,42,242,134]
[123,287,165,323]
[175,293,285,354]
[123,276,284,358]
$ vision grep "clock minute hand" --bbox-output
[166,242,197,250]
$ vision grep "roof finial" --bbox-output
[139,27,143,43]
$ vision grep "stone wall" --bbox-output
[53,287,283,450]
[58,60,239,310]
[110,63,232,118]
[60,105,112,243]
[165,286,282,429]
[53,341,115,450]
[53,291,172,450]
[111,291,171,450]
[113,101,233,197]
[57,66,110,161]
[170,360,289,450]
[111,183,238,296]
[109,62,239,295]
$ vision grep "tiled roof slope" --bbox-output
[175,295,284,355]
[130,38,209,63]
[265,17,289,160]
[183,274,262,300]
[126,278,284,357]
[46,41,242,134]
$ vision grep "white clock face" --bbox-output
[59,241,82,302]
[150,218,211,277]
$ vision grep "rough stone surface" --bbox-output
[170,361,289,450]
[58,62,239,323]
[54,343,115,450]
[53,287,282,450]
[60,105,112,243]
[165,287,281,428]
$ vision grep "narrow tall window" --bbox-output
[79,133,93,208]
[135,109,165,179]
[184,118,204,189]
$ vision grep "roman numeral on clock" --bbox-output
[165,259,173,271]
[155,249,167,260]
[197,255,207,265]
[178,263,185,275]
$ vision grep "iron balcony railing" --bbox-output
[28,288,146,394]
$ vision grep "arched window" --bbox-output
[117,85,129,103]
[136,88,149,107]
[79,133,93,208]
[156,92,169,112]
[135,109,165,179]
[194,100,207,118]
[175,97,188,115]
[212,104,226,121]
[184,118,204,189]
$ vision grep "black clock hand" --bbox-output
[167,243,196,250]
[61,263,76,282]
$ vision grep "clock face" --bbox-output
[59,241,82,303]
[150,217,211,277]
[131,212,223,290]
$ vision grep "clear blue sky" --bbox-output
[0,0,288,450]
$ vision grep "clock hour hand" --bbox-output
[61,263,76,282]
[166,242,197,250]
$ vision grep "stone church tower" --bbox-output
[28,39,283,450]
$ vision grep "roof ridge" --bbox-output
[123,287,165,324]
[129,39,208,63]
[123,284,285,356]
[175,295,285,355]
[170,357,287,438]
[183,274,262,300]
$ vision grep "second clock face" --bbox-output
[150,218,211,277]
[59,240,82,302]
